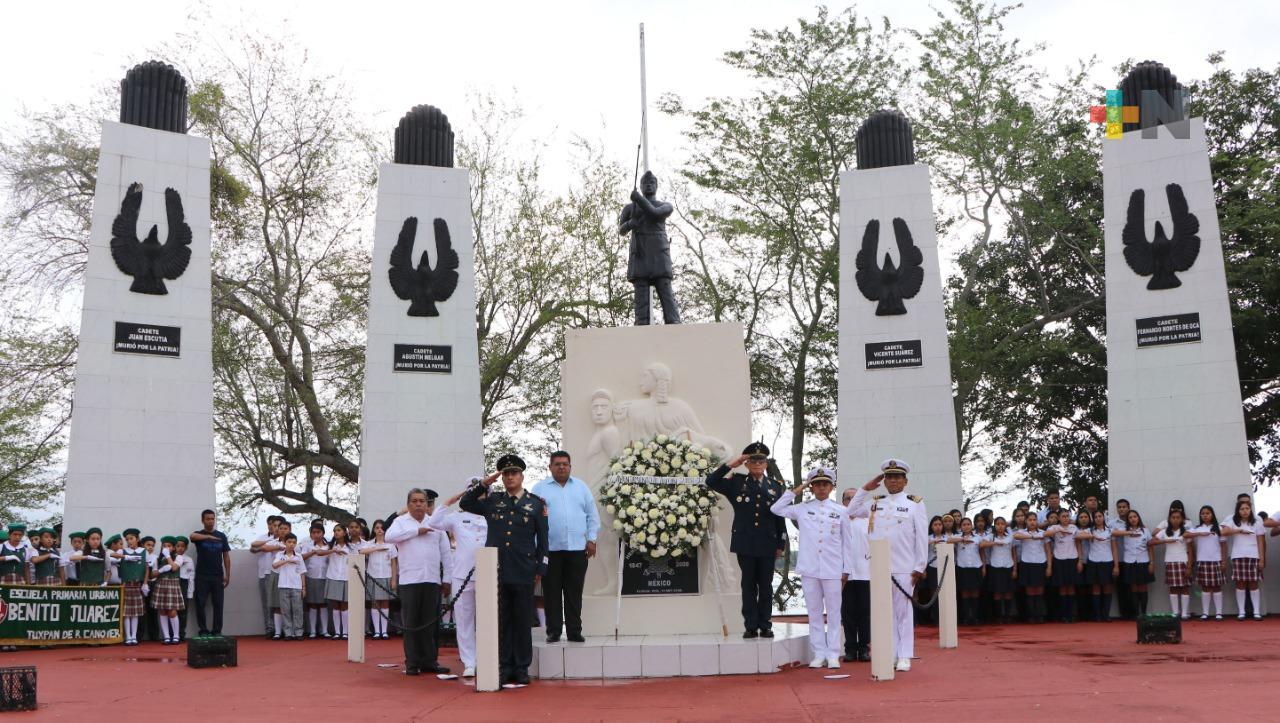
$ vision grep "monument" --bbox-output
[357,105,484,520]
[837,110,964,515]
[63,62,216,542]
[1102,62,1253,611]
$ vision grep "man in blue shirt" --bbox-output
[531,450,600,643]
[189,509,232,636]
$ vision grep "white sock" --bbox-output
[1249,589,1261,615]
[160,616,171,639]
[1236,588,1246,614]
[318,610,329,636]
[1169,594,1179,614]
[1212,591,1223,615]
[340,610,349,635]
[1180,595,1190,615]
[372,609,382,635]
[126,617,137,640]
[273,612,283,635]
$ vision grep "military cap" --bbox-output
[423,488,439,501]
[742,441,770,459]
[496,454,526,472]
[69,531,86,540]
[123,527,141,538]
[805,467,836,485]
[881,458,910,475]
[6,523,26,534]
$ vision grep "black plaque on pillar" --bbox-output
[864,339,923,369]
[621,549,698,596]
[113,322,181,357]
[1136,313,1201,348]
[392,344,452,373]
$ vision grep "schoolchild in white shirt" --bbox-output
[1186,505,1226,619]
[1152,508,1194,619]
[272,533,308,639]
[1013,514,1049,623]
[1221,499,1266,620]
[300,523,331,638]
[173,537,195,640]
[1076,510,1117,622]
[951,518,984,626]
[323,524,352,638]
[1112,509,1154,615]
[359,518,400,640]
[1044,512,1082,623]
[979,517,1016,623]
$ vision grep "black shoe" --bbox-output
[857,648,871,662]
[567,633,586,643]
[500,671,514,686]
[404,667,421,676]
[743,629,758,639]
[424,664,450,674]
[546,633,561,643]
[841,654,857,663]
[759,629,775,638]
[196,631,209,637]
[514,670,531,685]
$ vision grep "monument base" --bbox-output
[530,623,810,678]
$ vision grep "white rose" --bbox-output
[647,523,657,534]
[697,459,709,470]
[659,464,671,475]
[620,484,632,494]
[646,508,659,519]
[623,523,634,533]
[646,442,658,451]
[641,449,653,461]
[672,548,684,557]
[677,505,689,515]
[689,535,701,546]
[606,504,616,515]
[626,505,639,517]
[657,520,666,530]
[699,516,709,526]
[645,467,656,476]
[639,544,648,552]
[651,548,664,558]
[612,520,623,531]
[677,528,688,539]
[701,447,711,456]
[660,532,670,543]
[698,497,710,508]
[611,463,623,474]
[677,485,689,494]
[656,434,669,444]
[647,534,657,545]
[665,514,677,524]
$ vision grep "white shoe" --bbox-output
[826,658,840,669]
[462,666,475,678]
[809,657,825,669]
[894,657,911,672]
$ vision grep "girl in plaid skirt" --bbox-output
[1188,506,1225,620]
[117,529,148,645]
[1222,499,1266,620]
[1154,509,1193,619]
[150,537,186,644]
[1,523,29,584]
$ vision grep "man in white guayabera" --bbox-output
[845,459,928,672]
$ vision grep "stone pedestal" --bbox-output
[357,163,484,520]
[63,120,214,541]
[561,323,751,636]
[1104,119,1253,612]
[837,163,963,515]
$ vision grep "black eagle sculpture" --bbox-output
[1122,183,1200,290]
[388,216,460,316]
[855,218,924,316]
[109,183,192,295]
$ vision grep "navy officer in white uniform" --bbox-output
[769,467,849,669]
[845,458,928,671]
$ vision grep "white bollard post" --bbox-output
[937,543,958,649]
[475,547,500,692]
[869,538,895,681]
[348,553,366,663]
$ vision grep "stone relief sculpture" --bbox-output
[613,362,730,462]
[109,182,193,295]
[585,388,623,483]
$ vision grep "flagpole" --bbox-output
[639,22,650,173]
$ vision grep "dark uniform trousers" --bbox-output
[461,485,549,681]
[706,465,787,634]
[400,582,441,669]
[841,579,871,656]
[193,574,224,634]
[543,550,588,637]
[634,278,680,325]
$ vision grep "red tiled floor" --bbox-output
[7,619,1276,721]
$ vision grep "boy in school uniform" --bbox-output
[64,531,86,585]
[272,533,307,640]
[106,534,124,584]
[32,528,63,585]
[268,520,293,640]
[250,516,285,637]
[140,535,161,641]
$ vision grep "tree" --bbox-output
[662,6,907,485]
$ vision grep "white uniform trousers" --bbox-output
[801,575,843,660]
[891,573,915,659]
[452,577,477,668]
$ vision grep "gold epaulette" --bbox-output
[908,494,923,503]
[874,494,886,499]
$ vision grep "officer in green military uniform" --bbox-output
[705,442,788,638]
[462,454,550,686]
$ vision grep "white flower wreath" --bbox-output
[598,434,722,559]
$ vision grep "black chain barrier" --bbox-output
[352,566,476,634]
[892,556,950,610]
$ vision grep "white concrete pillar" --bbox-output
[474,547,500,692]
[869,538,895,681]
[936,543,957,648]
[347,553,366,663]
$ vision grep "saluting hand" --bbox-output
[862,474,884,492]
[726,454,749,469]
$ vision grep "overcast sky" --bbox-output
[4,0,1278,534]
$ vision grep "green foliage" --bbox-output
[0,317,74,521]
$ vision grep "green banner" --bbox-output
[0,584,124,646]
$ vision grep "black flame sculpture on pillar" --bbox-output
[854,110,924,315]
